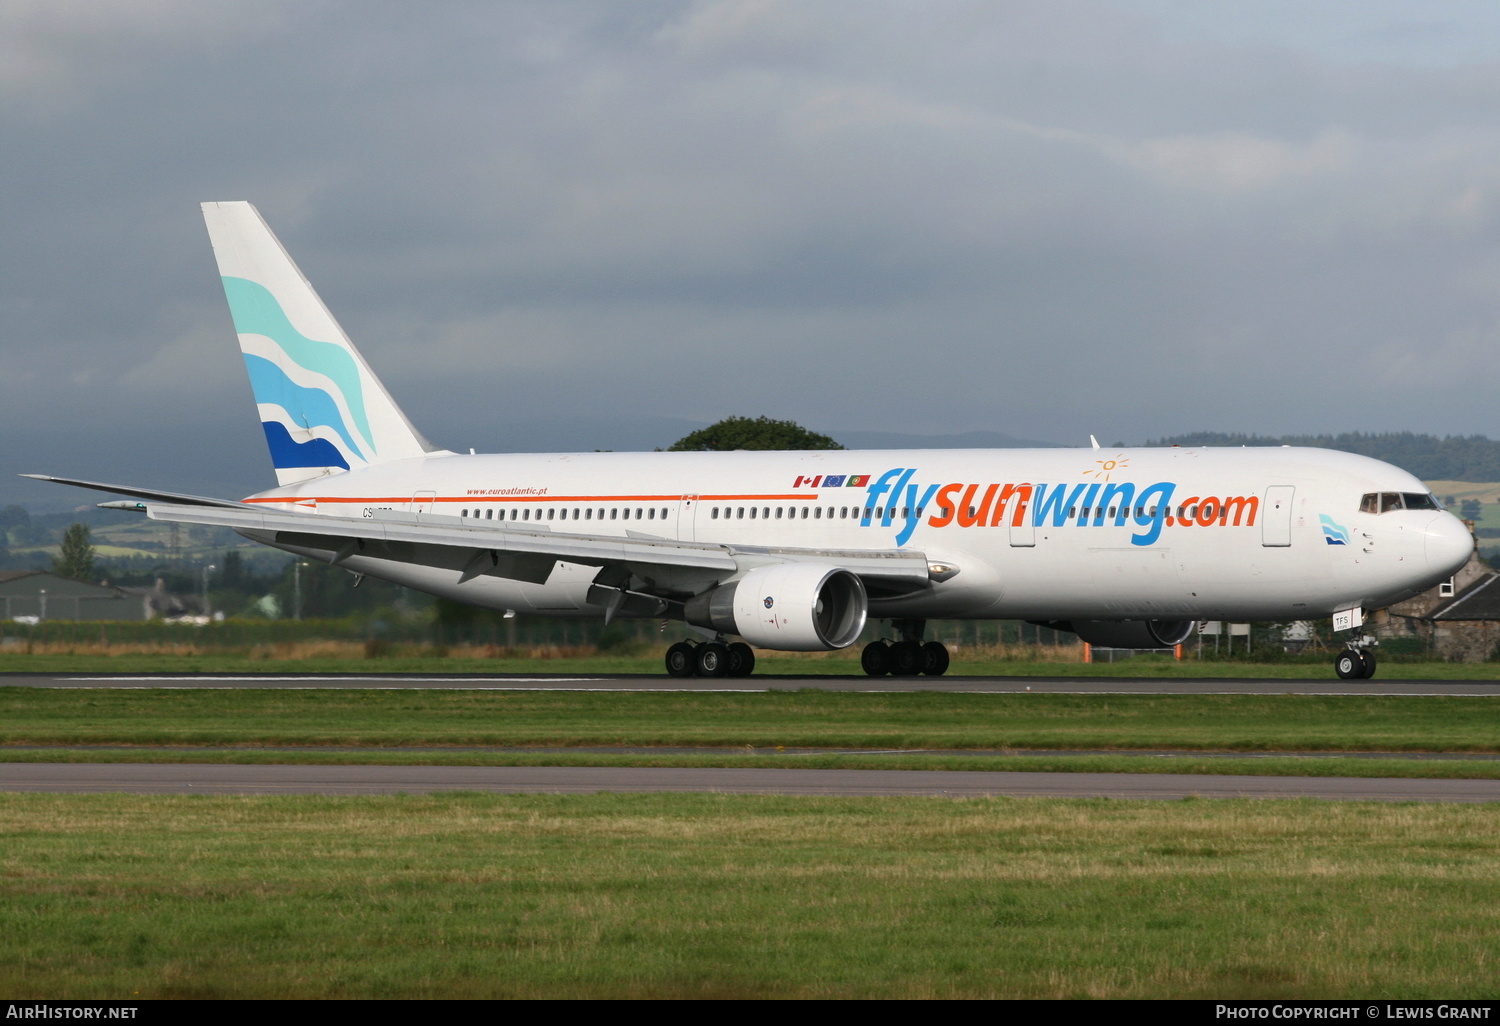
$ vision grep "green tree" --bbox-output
[51,523,95,581]
[667,416,843,452]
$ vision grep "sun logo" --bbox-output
[1084,455,1129,481]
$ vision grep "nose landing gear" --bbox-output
[1330,608,1378,680]
[1334,646,1377,680]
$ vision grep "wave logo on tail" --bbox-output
[1319,514,1350,545]
[222,277,373,472]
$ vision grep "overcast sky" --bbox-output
[5,0,1500,505]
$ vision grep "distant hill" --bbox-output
[1150,432,1500,482]
[836,429,1062,450]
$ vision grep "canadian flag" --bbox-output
[793,475,822,488]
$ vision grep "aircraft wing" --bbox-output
[19,474,257,510]
[138,501,934,599]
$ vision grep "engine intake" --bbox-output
[684,564,867,651]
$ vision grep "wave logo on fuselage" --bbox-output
[222,276,372,471]
[853,468,1261,547]
[1319,514,1350,545]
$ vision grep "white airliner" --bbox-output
[29,202,1476,680]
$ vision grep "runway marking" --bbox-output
[62,676,609,683]
[49,676,1500,697]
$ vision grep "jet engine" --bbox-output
[684,564,867,651]
[1043,619,1195,649]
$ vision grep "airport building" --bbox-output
[0,571,151,622]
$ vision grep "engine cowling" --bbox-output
[683,564,867,651]
[1055,619,1195,649]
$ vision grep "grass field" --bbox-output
[4,688,1499,752]
[4,687,1500,779]
[2,792,1497,999]
[5,684,1500,998]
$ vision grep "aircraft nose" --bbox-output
[1425,513,1474,578]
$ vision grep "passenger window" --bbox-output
[711,508,718,519]
[486,509,493,520]
[737,507,744,519]
[547,509,555,521]
[776,507,783,519]
[585,509,592,520]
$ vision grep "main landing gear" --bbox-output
[861,619,951,677]
[665,639,755,679]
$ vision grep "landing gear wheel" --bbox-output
[861,641,891,676]
[726,642,756,678]
[665,642,696,678]
[889,640,923,677]
[920,641,950,676]
[1334,649,1363,680]
[696,642,730,678]
[1357,650,1378,679]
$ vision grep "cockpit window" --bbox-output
[1360,492,1442,514]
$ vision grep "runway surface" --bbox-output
[6,671,1498,801]
[3,762,1498,801]
[5,672,1500,695]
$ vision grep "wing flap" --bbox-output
[144,502,741,582]
[140,501,933,592]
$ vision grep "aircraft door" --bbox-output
[1009,485,1035,547]
[409,491,436,515]
[678,495,698,542]
[1262,486,1294,547]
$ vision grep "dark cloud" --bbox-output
[4,0,1500,506]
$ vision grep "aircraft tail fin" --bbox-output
[201,201,442,486]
